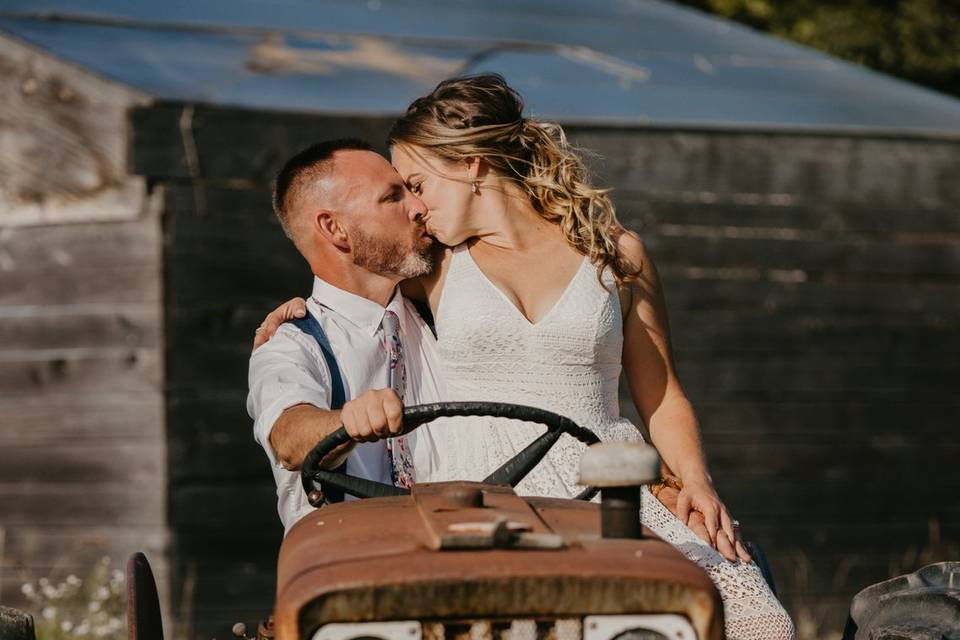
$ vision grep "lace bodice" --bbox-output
[413,243,641,496]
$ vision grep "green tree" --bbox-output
[677,0,960,97]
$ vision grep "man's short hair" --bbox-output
[272,138,374,244]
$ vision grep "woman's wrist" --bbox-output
[675,467,712,487]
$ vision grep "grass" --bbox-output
[20,557,125,640]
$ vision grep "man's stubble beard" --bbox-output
[349,224,434,279]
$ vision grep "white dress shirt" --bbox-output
[247,276,445,534]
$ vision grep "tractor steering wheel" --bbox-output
[301,402,602,505]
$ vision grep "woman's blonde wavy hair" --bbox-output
[388,73,640,286]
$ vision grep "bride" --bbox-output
[258,74,794,640]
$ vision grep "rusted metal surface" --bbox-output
[274,483,722,640]
[414,483,559,550]
[596,487,643,541]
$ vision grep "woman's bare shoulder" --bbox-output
[615,230,663,316]
[616,229,651,273]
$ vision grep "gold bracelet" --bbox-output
[662,475,683,491]
[650,475,683,498]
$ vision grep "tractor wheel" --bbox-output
[843,561,960,640]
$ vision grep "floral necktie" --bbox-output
[381,310,415,488]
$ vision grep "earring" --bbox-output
[472,181,481,195]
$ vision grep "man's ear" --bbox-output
[314,209,350,250]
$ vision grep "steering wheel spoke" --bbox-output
[308,469,410,503]
[483,429,563,486]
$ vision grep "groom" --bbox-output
[247,138,444,533]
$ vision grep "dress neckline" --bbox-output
[462,244,589,327]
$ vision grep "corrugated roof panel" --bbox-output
[467,50,954,129]
[0,0,810,57]
[0,18,477,113]
[2,0,959,133]
[0,19,252,103]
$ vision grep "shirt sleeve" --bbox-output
[247,324,332,467]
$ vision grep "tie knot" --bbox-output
[382,310,400,336]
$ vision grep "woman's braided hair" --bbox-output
[388,73,640,286]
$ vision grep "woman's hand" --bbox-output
[252,297,308,350]
[617,236,751,563]
[676,477,751,563]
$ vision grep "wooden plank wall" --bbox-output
[0,33,168,626]
[0,217,168,606]
[576,129,960,636]
[131,103,960,640]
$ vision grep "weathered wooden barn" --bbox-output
[1,2,958,639]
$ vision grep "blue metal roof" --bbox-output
[2,0,960,134]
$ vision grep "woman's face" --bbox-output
[390,144,476,246]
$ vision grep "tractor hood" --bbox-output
[274,482,722,640]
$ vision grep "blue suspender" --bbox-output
[290,310,347,503]
[289,311,346,410]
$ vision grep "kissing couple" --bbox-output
[248,73,795,640]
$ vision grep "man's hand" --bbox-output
[341,388,404,442]
[253,297,309,350]
[270,389,404,471]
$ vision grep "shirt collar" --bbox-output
[309,276,405,337]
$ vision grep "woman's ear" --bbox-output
[315,210,350,250]
[464,156,487,181]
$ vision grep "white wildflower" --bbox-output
[93,625,108,637]
[76,621,91,635]
[39,577,50,587]
[100,556,111,566]
[41,606,57,620]
[66,574,81,587]
[88,601,101,612]
[20,583,35,597]
[95,586,110,601]
[61,620,74,632]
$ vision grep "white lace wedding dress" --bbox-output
[412,244,795,640]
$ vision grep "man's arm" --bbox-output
[269,388,405,471]
[250,323,408,475]
[269,403,348,471]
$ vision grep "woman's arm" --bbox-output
[619,232,749,562]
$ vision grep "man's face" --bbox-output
[331,150,434,279]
